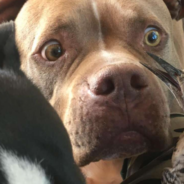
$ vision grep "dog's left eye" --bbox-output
[41,41,64,61]
[144,27,161,47]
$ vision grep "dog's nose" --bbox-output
[88,64,148,97]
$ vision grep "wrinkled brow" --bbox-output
[46,21,76,36]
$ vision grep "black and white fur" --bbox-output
[0,22,85,184]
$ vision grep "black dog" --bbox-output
[0,22,85,184]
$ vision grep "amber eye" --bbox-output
[41,41,64,61]
[144,28,161,47]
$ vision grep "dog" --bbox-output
[0,21,85,184]
[11,0,184,183]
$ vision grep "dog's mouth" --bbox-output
[103,130,150,160]
[64,92,171,166]
[116,130,149,146]
[74,130,150,166]
[92,120,168,162]
[69,108,171,166]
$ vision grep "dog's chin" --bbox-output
[73,129,171,167]
[67,102,171,166]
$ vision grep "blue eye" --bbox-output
[144,28,161,47]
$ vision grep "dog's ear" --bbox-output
[0,0,26,24]
[163,0,184,20]
[0,21,20,71]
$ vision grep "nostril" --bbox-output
[99,78,115,95]
[91,78,115,95]
[130,74,148,90]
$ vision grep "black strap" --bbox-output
[121,159,129,180]
[121,139,178,184]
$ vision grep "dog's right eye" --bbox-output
[144,27,161,47]
[41,41,64,61]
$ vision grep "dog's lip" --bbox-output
[113,130,149,149]
[88,131,149,163]
[97,130,150,160]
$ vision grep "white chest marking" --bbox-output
[0,148,51,184]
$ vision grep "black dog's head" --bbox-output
[0,22,85,184]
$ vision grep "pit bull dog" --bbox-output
[0,21,85,184]
[13,0,184,183]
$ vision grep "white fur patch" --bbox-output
[91,0,105,49]
[0,148,51,184]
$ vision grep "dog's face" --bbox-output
[15,0,184,166]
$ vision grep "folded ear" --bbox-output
[163,0,184,20]
[0,0,26,24]
[0,21,20,71]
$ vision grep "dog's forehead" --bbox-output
[17,0,171,28]
[21,0,170,22]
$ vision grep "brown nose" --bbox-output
[88,64,148,98]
